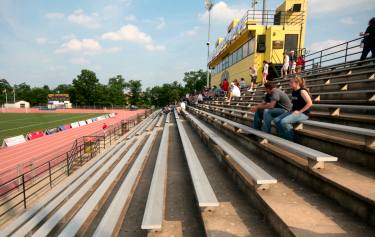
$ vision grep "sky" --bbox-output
[0,0,374,89]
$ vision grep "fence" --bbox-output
[0,110,151,221]
[304,37,364,71]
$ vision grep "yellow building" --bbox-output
[208,0,307,87]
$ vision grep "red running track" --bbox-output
[0,109,144,184]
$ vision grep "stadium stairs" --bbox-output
[1,60,375,237]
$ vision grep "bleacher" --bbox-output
[1,60,375,236]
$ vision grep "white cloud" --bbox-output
[102,24,165,51]
[309,39,346,52]
[45,12,64,20]
[156,17,166,30]
[340,17,356,25]
[181,26,200,37]
[125,15,137,21]
[35,37,48,44]
[106,47,122,53]
[69,57,90,65]
[62,34,76,40]
[67,9,100,28]
[309,0,375,14]
[55,38,102,54]
[199,1,246,23]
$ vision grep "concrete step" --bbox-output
[186,112,375,237]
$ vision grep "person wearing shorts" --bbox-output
[281,51,289,78]
[289,50,297,74]
[262,61,269,85]
[248,64,258,92]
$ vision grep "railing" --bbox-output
[244,10,305,26]
[304,37,364,71]
[209,9,305,63]
[0,110,151,221]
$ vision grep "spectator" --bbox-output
[180,101,186,111]
[289,50,297,74]
[197,93,204,103]
[102,123,108,130]
[360,17,375,61]
[274,76,313,141]
[248,64,258,92]
[251,82,292,133]
[221,78,229,96]
[262,61,269,85]
[213,85,223,97]
[239,78,247,90]
[226,82,241,104]
[296,56,305,73]
[233,79,240,87]
[281,51,289,78]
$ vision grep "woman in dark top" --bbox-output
[274,76,313,141]
[360,17,375,61]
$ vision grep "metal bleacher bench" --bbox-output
[165,112,170,123]
[156,114,165,127]
[184,110,277,190]
[92,129,159,237]
[201,104,375,149]
[175,110,219,208]
[189,106,338,169]
[1,115,153,237]
[141,120,170,230]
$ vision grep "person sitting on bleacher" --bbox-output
[251,82,292,133]
[226,82,241,104]
[274,76,313,141]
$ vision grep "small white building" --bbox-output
[4,100,30,109]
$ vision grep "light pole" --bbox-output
[205,0,214,88]
[251,0,258,20]
[13,87,15,103]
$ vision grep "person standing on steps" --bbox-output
[274,76,313,141]
[221,78,229,97]
[289,50,297,74]
[281,51,290,78]
[251,82,292,133]
[262,61,269,86]
[360,17,375,61]
[248,64,258,92]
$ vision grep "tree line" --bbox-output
[0,69,208,107]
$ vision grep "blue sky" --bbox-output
[0,0,374,89]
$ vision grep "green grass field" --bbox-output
[0,113,103,143]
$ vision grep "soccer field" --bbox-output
[0,113,103,143]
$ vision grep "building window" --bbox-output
[257,35,266,53]
[243,41,249,57]
[249,38,255,55]
[238,47,243,61]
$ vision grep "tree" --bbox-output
[14,83,32,102]
[29,86,50,106]
[72,69,99,106]
[127,80,142,106]
[108,75,127,106]
[0,79,12,104]
[147,81,186,107]
[183,69,207,93]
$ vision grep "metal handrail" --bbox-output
[209,9,305,63]
[304,37,364,70]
